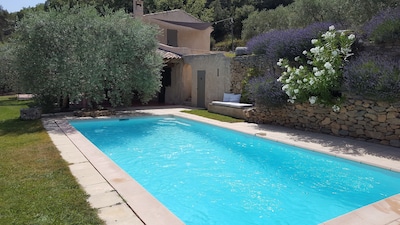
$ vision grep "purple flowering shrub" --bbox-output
[362,6,400,43]
[246,22,336,61]
[343,53,400,102]
[245,70,288,107]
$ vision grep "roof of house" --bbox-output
[143,9,212,30]
[154,18,212,30]
[157,49,181,60]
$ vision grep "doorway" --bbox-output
[159,67,171,103]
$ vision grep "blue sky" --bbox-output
[1,0,46,13]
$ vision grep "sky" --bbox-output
[1,0,46,13]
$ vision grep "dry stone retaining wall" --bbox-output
[244,96,400,147]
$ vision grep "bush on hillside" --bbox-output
[362,6,400,43]
[245,70,287,107]
[343,53,400,102]
[246,22,337,61]
[213,39,246,52]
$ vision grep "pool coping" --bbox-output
[42,106,400,225]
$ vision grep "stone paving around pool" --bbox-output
[42,106,400,225]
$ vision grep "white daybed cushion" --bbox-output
[211,101,252,108]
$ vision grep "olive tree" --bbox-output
[242,0,399,40]
[0,43,19,93]
[14,6,163,110]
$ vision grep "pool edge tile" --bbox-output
[321,194,400,225]
[56,118,185,225]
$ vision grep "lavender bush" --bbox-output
[245,70,287,107]
[343,53,400,102]
[246,22,337,61]
[362,6,400,43]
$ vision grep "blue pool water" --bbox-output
[70,116,400,225]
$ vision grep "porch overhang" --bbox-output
[157,49,182,63]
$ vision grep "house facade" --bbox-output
[133,1,232,108]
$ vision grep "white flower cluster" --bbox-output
[277,25,355,111]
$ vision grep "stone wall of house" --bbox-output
[230,55,277,94]
[232,42,400,147]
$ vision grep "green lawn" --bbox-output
[0,95,104,225]
[181,109,245,123]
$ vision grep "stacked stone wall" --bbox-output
[244,96,400,147]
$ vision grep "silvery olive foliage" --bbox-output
[14,6,163,109]
[242,0,398,40]
[0,43,18,93]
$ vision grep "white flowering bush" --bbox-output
[277,25,355,112]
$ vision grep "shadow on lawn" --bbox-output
[0,118,43,136]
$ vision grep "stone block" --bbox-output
[331,128,340,135]
[346,110,357,117]
[375,125,388,133]
[387,112,398,119]
[386,135,399,141]
[337,113,348,120]
[372,106,386,113]
[377,114,387,122]
[377,101,390,107]
[365,130,384,139]
[387,118,400,125]
[321,117,331,125]
[331,122,341,130]
[356,129,365,135]
[362,102,370,108]
[358,120,367,126]
[20,107,42,120]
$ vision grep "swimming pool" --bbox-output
[70,116,400,225]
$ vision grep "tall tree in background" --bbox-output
[45,0,133,13]
[0,6,12,42]
[13,6,163,110]
[242,0,399,40]
[42,0,297,43]
[0,44,18,93]
[253,0,294,10]
[211,0,231,42]
[183,0,213,22]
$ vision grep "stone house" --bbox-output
[133,0,233,108]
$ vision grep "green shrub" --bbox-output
[343,53,400,102]
[363,6,400,43]
[214,39,246,51]
[245,70,288,107]
[370,19,400,43]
